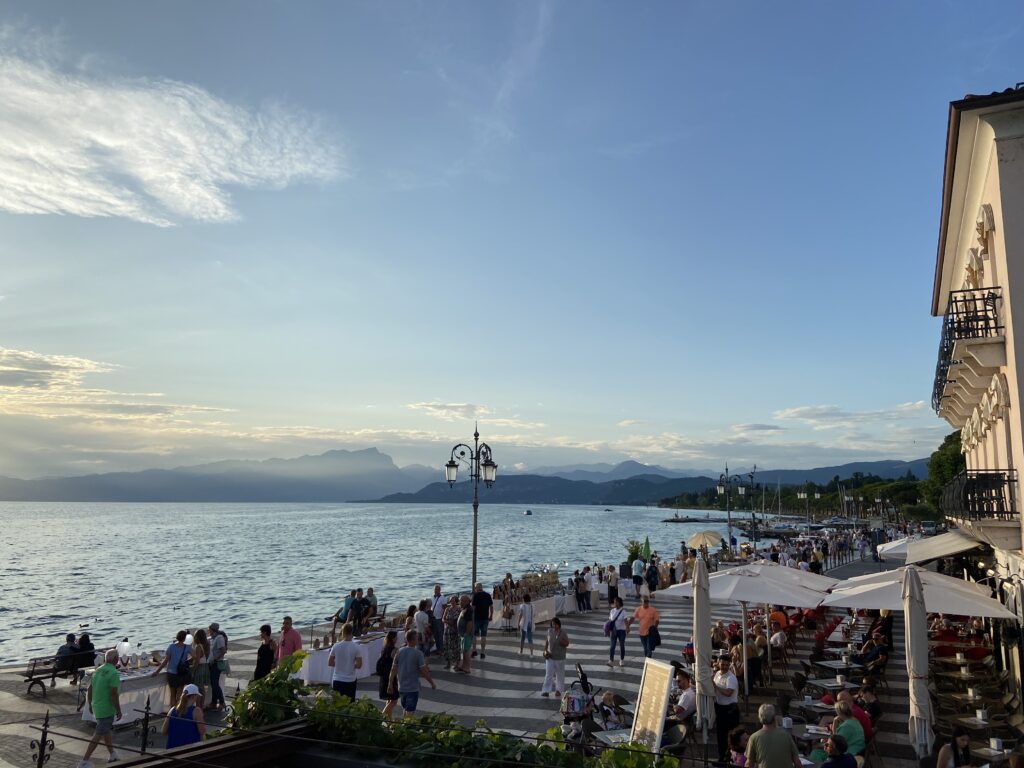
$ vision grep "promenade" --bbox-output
[0,555,916,768]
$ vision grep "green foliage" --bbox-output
[902,503,941,522]
[598,742,679,768]
[624,539,644,565]
[921,430,965,511]
[224,651,309,730]
[228,671,674,768]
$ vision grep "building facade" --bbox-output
[931,84,1024,688]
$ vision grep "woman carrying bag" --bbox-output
[541,617,570,698]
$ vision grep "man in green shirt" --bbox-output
[77,649,122,768]
[745,704,802,768]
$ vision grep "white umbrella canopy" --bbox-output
[735,561,840,591]
[904,568,935,759]
[666,569,828,608]
[836,565,997,598]
[692,557,715,745]
[689,530,723,549]
[876,536,921,561]
[823,570,1016,618]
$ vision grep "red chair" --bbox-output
[933,645,956,658]
[966,646,989,660]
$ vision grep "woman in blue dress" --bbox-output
[163,684,206,748]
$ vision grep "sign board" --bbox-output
[630,658,673,753]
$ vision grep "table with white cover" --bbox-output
[296,632,387,685]
[81,667,167,725]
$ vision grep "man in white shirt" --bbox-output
[631,558,645,599]
[327,623,363,701]
[712,655,739,764]
[582,567,594,611]
[769,623,788,651]
[429,584,446,657]
[672,668,697,722]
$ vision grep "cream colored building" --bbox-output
[931,85,1024,683]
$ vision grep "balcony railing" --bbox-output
[932,288,1003,413]
[940,469,1018,521]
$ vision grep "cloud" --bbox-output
[0,346,227,422]
[0,34,341,226]
[732,423,783,433]
[406,402,543,430]
[617,419,646,428]
[407,402,492,421]
[773,402,928,430]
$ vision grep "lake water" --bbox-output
[0,502,749,663]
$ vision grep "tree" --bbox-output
[921,430,965,510]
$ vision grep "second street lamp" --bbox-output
[718,463,755,557]
[445,426,497,590]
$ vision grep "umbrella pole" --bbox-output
[741,600,749,713]
[765,603,772,684]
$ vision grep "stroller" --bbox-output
[560,664,634,755]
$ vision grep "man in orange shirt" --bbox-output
[628,596,661,658]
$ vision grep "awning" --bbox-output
[905,530,981,564]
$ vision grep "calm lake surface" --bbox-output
[0,502,750,663]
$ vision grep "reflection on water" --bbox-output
[0,501,742,662]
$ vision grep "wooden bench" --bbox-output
[23,655,74,696]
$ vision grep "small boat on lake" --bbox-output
[524,509,533,515]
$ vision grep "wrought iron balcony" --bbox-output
[940,469,1018,521]
[932,288,1003,416]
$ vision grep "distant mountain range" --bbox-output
[379,474,718,506]
[0,451,929,503]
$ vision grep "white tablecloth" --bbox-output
[82,668,166,725]
[297,634,386,684]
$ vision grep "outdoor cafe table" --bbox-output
[594,729,632,748]
[972,745,1015,764]
[798,701,836,719]
[954,715,993,734]
[803,678,860,694]
[813,659,865,674]
[950,692,985,710]
[936,670,977,688]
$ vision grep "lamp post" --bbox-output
[445,426,497,590]
[718,464,755,556]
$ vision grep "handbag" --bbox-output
[649,625,662,649]
[604,609,624,637]
[173,646,191,678]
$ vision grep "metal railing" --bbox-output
[932,288,1003,413]
[940,469,1018,521]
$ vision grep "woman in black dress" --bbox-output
[76,633,96,677]
[377,630,399,720]
[253,624,276,681]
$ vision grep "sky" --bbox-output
[0,1,1022,479]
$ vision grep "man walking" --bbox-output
[276,616,303,665]
[430,584,446,657]
[627,595,660,658]
[470,582,493,659]
[77,649,121,768]
[606,565,619,605]
[631,557,645,599]
[328,623,362,700]
[388,629,436,717]
[744,704,801,768]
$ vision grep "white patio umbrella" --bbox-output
[689,530,723,549]
[822,567,1016,618]
[666,568,827,704]
[736,561,840,591]
[876,536,921,561]
[904,568,935,759]
[692,557,715,754]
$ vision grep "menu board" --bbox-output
[630,658,673,753]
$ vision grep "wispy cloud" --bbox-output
[617,419,646,428]
[407,402,492,421]
[732,423,783,433]
[0,31,341,226]
[772,402,928,430]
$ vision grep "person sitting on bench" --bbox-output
[54,634,80,687]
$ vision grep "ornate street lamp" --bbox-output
[718,463,755,556]
[797,489,822,530]
[445,425,497,589]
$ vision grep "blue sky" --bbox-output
[0,1,1021,478]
